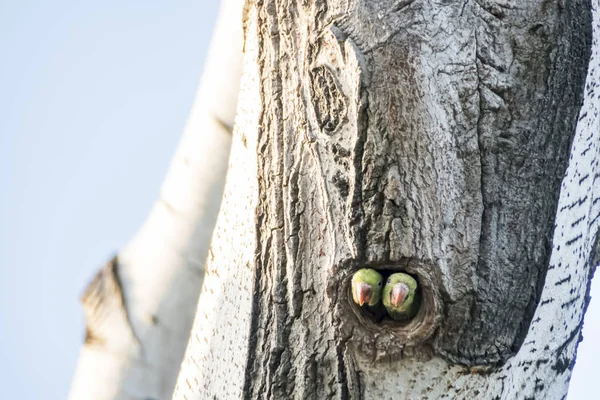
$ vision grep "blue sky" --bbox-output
[0,1,597,399]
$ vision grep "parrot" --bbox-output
[351,268,384,312]
[382,272,420,321]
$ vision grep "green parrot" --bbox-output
[351,268,384,310]
[382,272,420,321]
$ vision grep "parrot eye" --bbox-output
[387,279,391,283]
[378,281,382,287]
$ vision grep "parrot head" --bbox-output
[382,272,419,321]
[351,268,384,307]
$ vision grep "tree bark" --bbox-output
[68,1,244,398]
[174,0,599,399]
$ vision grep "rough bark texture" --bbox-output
[173,0,600,399]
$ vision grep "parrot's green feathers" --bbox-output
[382,272,420,321]
[351,268,384,308]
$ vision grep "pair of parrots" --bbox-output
[351,269,419,321]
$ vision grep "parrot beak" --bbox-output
[391,283,409,307]
[355,282,372,306]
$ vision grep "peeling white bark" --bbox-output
[173,0,599,399]
[68,1,244,399]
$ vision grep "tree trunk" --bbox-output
[174,0,599,399]
[68,1,244,398]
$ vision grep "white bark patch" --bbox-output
[69,0,243,398]
[172,4,261,398]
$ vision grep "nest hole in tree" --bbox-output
[339,260,443,354]
[349,269,424,325]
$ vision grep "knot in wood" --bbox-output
[309,65,346,133]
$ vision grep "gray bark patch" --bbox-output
[244,0,592,397]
